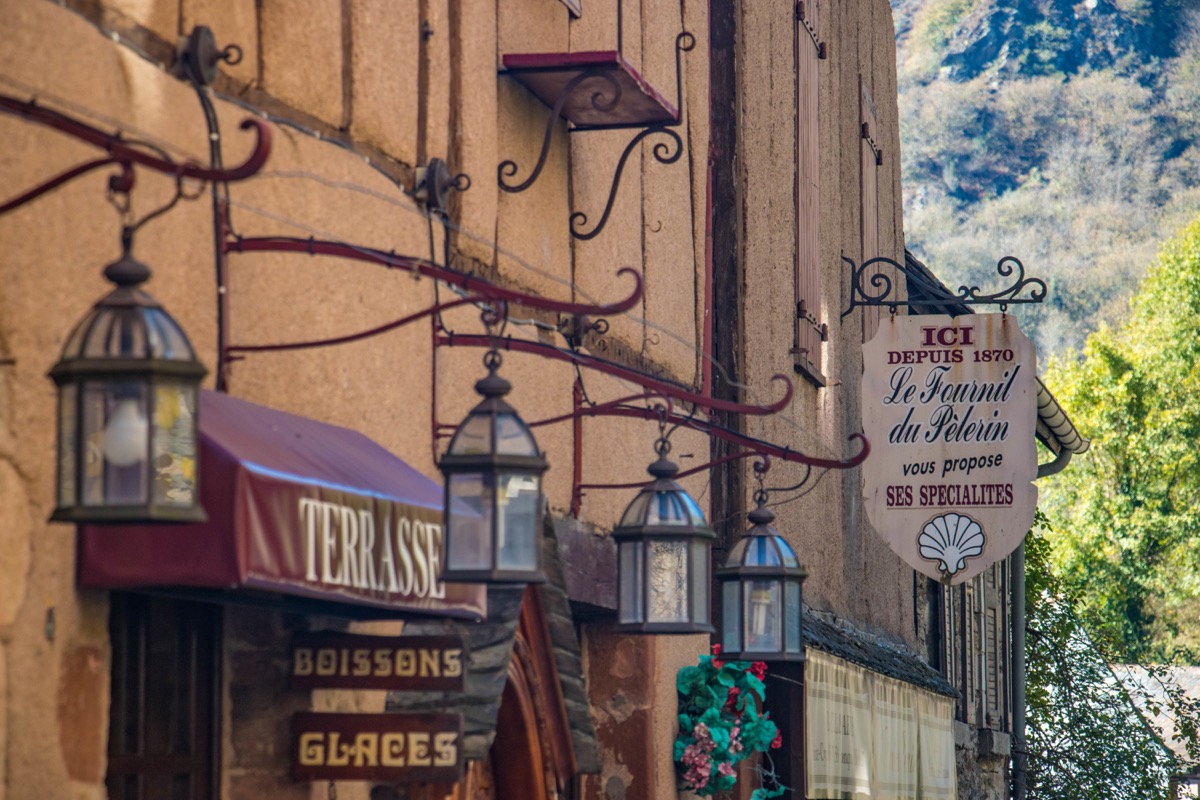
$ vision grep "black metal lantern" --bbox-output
[439,350,548,584]
[49,231,207,523]
[613,442,716,633]
[716,499,807,660]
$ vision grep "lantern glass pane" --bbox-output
[496,471,540,570]
[87,307,146,359]
[648,539,689,623]
[83,380,150,506]
[81,381,105,505]
[726,536,750,565]
[780,541,800,568]
[61,309,94,360]
[679,491,706,525]
[722,580,740,651]
[446,472,492,571]
[690,539,709,624]
[495,413,539,456]
[152,381,197,507]
[448,414,492,456]
[786,581,802,653]
[619,491,651,528]
[144,307,195,360]
[646,491,689,527]
[57,383,78,507]
[747,535,782,567]
[745,579,782,653]
[618,541,644,624]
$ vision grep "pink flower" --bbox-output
[725,686,740,709]
[717,762,736,778]
[771,731,783,750]
[749,661,768,680]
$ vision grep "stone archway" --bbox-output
[450,585,580,800]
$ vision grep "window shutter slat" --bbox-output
[794,9,824,382]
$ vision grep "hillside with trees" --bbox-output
[894,0,1200,356]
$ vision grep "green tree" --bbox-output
[1024,515,1200,799]
[1041,218,1200,661]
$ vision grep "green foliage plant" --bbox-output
[674,646,785,799]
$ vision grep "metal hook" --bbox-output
[752,456,770,507]
[480,301,509,338]
[483,347,503,374]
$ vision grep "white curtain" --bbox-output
[805,649,958,799]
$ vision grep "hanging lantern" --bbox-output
[716,500,806,660]
[50,232,207,523]
[439,350,548,584]
[613,444,715,633]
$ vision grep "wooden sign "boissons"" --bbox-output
[290,633,465,691]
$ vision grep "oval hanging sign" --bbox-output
[861,313,1038,584]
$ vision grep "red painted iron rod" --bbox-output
[585,404,870,471]
[0,94,271,184]
[577,450,754,491]
[438,332,793,417]
[571,379,585,516]
[226,236,643,318]
[226,297,475,354]
[0,157,124,215]
[528,391,667,428]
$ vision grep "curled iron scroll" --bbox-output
[842,253,1048,317]
[498,70,622,194]
[570,126,682,240]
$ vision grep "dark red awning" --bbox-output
[79,390,486,620]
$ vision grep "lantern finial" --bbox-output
[475,349,512,398]
[102,228,152,287]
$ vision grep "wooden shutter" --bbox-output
[107,594,219,800]
[794,0,825,384]
[860,77,882,341]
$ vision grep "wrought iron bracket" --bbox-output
[841,253,1048,318]
[498,31,695,240]
[570,124,682,240]
[0,93,271,217]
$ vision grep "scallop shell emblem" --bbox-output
[918,513,986,577]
